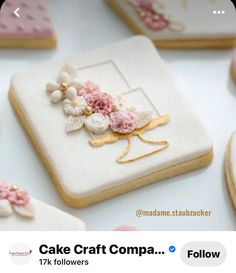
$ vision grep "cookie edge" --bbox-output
[224,134,236,211]
[0,36,57,49]
[230,61,236,84]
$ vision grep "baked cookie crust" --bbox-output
[225,135,236,211]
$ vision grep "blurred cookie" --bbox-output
[224,131,236,211]
[107,0,236,48]
[0,180,85,230]
[0,0,56,48]
[231,53,236,84]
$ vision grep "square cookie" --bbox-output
[107,0,236,48]
[9,36,213,207]
[0,0,56,48]
[0,181,85,230]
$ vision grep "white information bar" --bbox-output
[0,231,235,272]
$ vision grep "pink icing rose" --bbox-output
[109,111,138,134]
[85,91,115,116]
[113,226,138,231]
[132,0,169,31]
[133,0,154,12]
[78,81,100,98]
[144,16,169,31]
[7,190,30,206]
[0,180,10,199]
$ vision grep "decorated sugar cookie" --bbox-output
[231,53,236,84]
[9,36,213,208]
[224,131,236,211]
[0,0,56,48]
[0,180,85,230]
[107,0,236,48]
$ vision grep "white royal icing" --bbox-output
[0,198,86,231]
[114,0,236,41]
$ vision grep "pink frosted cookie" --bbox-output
[0,0,56,48]
[113,226,138,231]
[231,54,236,84]
[225,131,236,211]
[107,0,236,48]
[0,180,85,230]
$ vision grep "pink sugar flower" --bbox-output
[113,226,138,231]
[133,0,154,13]
[0,180,10,199]
[144,16,168,31]
[78,81,100,98]
[7,190,30,206]
[109,111,138,134]
[131,0,169,31]
[85,91,115,116]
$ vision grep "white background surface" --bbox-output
[0,0,236,231]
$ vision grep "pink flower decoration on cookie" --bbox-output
[144,16,169,31]
[78,81,100,98]
[0,182,34,218]
[85,91,115,116]
[113,225,138,231]
[0,180,10,199]
[109,111,138,134]
[7,190,30,206]
[132,0,154,12]
[129,0,169,31]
